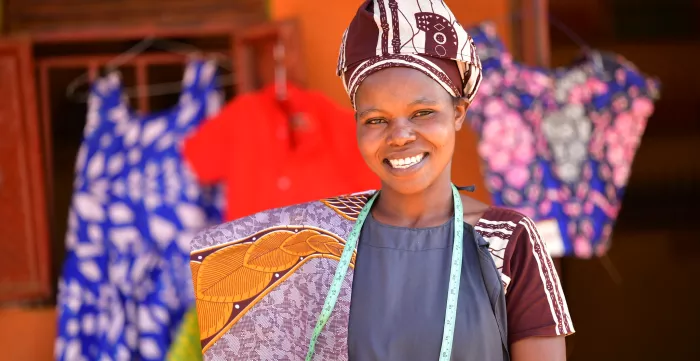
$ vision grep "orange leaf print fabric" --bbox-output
[196,244,272,303]
[196,299,233,340]
[243,231,299,272]
[280,230,320,256]
[307,235,336,253]
[190,226,358,352]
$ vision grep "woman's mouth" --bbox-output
[384,152,428,170]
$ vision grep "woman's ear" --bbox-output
[453,96,470,131]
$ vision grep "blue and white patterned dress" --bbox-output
[56,60,223,361]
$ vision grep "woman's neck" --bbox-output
[372,179,454,228]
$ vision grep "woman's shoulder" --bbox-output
[191,191,378,249]
[246,190,379,222]
[478,207,532,226]
[465,201,544,271]
[471,204,538,248]
[476,208,575,341]
[460,194,530,227]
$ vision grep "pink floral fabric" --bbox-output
[467,23,660,258]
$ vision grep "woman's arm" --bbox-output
[511,336,567,361]
[475,209,574,359]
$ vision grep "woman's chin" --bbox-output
[379,177,435,196]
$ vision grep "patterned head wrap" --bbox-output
[337,0,482,108]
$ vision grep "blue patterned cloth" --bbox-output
[466,23,659,258]
[56,60,223,361]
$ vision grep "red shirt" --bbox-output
[183,84,380,221]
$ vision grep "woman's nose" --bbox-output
[386,119,416,147]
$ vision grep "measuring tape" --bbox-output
[306,184,464,361]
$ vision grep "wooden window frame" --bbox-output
[0,18,306,302]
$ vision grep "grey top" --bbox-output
[348,213,505,361]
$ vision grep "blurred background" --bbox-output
[0,0,698,360]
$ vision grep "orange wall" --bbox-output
[270,0,513,203]
[270,0,512,104]
[0,307,56,361]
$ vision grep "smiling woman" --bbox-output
[189,1,574,361]
[354,66,467,197]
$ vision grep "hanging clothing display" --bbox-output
[466,22,660,258]
[183,83,381,221]
[56,60,223,361]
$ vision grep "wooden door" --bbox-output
[0,38,52,302]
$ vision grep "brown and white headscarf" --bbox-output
[337,0,482,108]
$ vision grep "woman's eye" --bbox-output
[414,110,434,118]
[365,118,386,125]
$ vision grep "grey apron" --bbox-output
[348,214,510,361]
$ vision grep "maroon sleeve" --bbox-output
[498,213,575,343]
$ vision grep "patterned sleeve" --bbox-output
[501,213,575,343]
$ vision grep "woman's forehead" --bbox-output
[356,68,450,106]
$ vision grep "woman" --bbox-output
[188,1,574,360]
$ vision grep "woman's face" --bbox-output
[354,67,468,195]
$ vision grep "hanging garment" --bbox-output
[466,22,660,258]
[56,60,223,361]
[183,83,381,221]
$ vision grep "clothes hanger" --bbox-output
[66,36,235,102]
[546,15,613,80]
[471,12,596,66]
[273,41,296,148]
[271,40,308,148]
[476,11,592,50]
[471,11,614,82]
[273,41,287,103]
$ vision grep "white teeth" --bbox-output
[388,154,425,169]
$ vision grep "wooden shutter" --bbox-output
[0,38,52,302]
